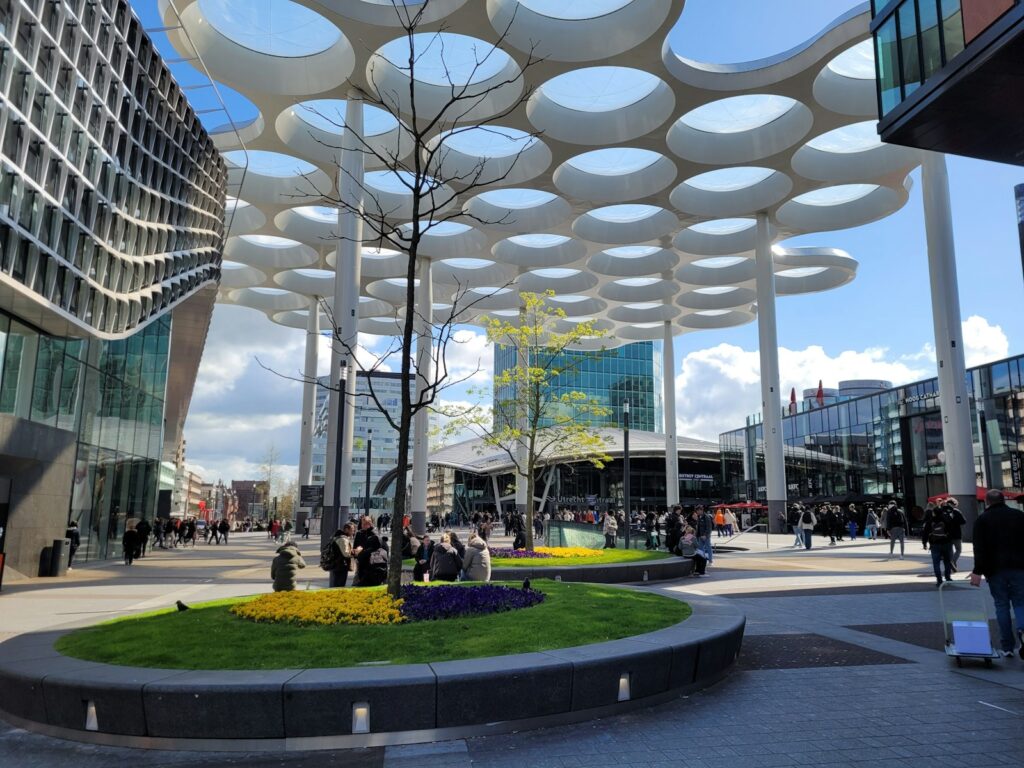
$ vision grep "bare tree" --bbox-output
[284,2,543,597]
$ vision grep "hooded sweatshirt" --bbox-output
[271,544,306,591]
[462,537,492,582]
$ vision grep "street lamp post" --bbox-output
[623,400,631,550]
[364,428,373,519]
[329,365,347,536]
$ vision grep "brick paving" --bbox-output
[2,532,1023,766]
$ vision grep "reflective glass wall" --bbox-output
[720,354,1024,513]
[494,341,663,432]
[0,308,169,562]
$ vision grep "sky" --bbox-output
[144,0,1024,485]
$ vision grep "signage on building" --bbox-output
[1011,452,1023,487]
[300,485,324,507]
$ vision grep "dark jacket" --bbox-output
[413,541,433,581]
[429,542,463,582]
[271,544,306,591]
[972,502,1024,578]
[354,526,383,573]
[122,529,140,556]
[66,525,81,549]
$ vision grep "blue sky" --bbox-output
[136,0,1024,483]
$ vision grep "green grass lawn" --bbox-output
[490,549,673,568]
[55,581,689,670]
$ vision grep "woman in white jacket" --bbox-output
[462,534,492,582]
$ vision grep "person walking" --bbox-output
[885,501,907,559]
[302,517,310,539]
[429,532,463,582]
[943,499,968,572]
[923,502,954,587]
[65,521,81,570]
[970,490,1024,658]
[847,505,859,541]
[219,518,230,545]
[136,518,151,558]
[798,505,817,550]
[723,509,737,537]
[789,506,805,548]
[713,508,726,538]
[865,508,880,540]
[602,511,618,549]
[122,525,140,566]
[825,506,838,546]
[271,542,306,592]
[462,534,491,582]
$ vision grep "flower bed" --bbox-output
[488,546,604,560]
[231,584,546,627]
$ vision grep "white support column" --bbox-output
[324,93,364,543]
[921,152,977,537]
[410,257,433,536]
[754,212,787,533]
[663,321,679,507]
[297,301,319,530]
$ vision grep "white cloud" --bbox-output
[961,315,1009,367]
[672,315,1011,443]
[439,328,493,389]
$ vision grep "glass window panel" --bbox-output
[919,0,943,78]
[899,2,922,95]
[941,0,965,61]
[876,16,902,113]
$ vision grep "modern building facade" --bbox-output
[311,371,415,512]
[872,0,1024,164]
[721,354,1024,513]
[428,431,723,520]
[493,342,664,433]
[0,0,224,575]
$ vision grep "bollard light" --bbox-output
[617,673,631,702]
[84,700,98,731]
[352,702,370,734]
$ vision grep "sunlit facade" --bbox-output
[0,0,223,574]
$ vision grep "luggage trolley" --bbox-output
[938,580,1000,668]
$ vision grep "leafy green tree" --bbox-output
[440,292,611,549]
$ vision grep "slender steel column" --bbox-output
[921,151,977,537]
[324,93,364,544]
[297,300,319,531]
[754,212,787,533]
[410,257,433,536]
[515,307,529,524]
[663,321,679,507]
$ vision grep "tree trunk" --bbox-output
[525,459,535,551]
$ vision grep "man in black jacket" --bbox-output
[970,490,1024,658]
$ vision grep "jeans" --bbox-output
[951,539,963,568]
[792,525,804,547]
[888,526,905,556]
[604,534,617,549]
[329,561,350,588]
[802,529,812,550]
[930,541,952,583]
[848,522,858,540]
[987,570,1024,652]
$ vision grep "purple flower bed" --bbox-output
[487,547,553,559]
[400,584,546,622]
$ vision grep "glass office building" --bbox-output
[720,354,1024,514]
[493,342,664,433]
[0,0,223,576]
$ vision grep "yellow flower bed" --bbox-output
[535,546,604,558]
[231,589,404,626]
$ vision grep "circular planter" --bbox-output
[0,593,743,751]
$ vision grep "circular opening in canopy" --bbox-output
[293,100,398,135]
[378,32,514,86]
[685,167,775,192]
[688,218,756,235]
[566,148,661,175]
[828,41,875,79]
[791,184,879,207]
[225,150,317,177]
[540,67,661,112]
[805,122,881,154]
[199,0,342,58]
[680,95,798,134]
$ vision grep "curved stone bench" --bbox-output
[409,555,694,584]
[0,594,744,751]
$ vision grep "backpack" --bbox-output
[678,539,697,558]
[801,510,813,525]
[319,539,341,571]
[929,512,949,543]
[369,547,389,570]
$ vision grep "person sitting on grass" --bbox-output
[429,532,463,582]
[271,542,306,592]
[462,534,492,582]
